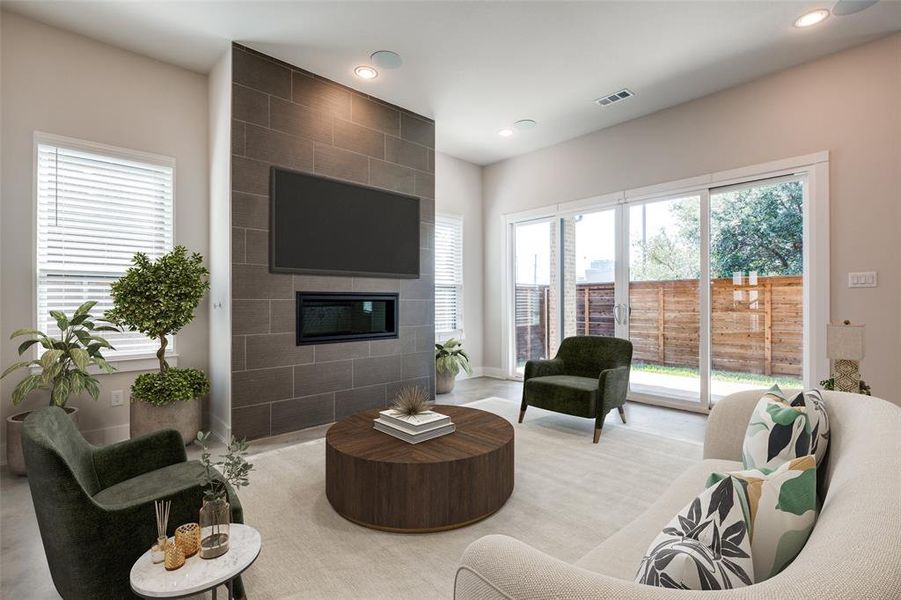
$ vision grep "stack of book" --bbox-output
[374,409,455,444]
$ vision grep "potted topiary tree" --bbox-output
[435,338,473,394]
[105,246,210,444]
[1,301,117,475]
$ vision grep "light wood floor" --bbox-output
[0,376,707,599]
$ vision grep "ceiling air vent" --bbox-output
[594,89,634,107]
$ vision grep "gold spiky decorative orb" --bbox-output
[391,386,432,416]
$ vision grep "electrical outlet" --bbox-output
[111,390,124,407]
[848,271,877,288]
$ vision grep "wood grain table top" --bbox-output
[326,405,514,464]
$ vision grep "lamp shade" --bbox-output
[827,321,865,361]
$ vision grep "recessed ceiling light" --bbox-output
[794,9,830,27]
[370,50,403,69]
[354,65,378,80]
[497,128,514,137]
[513,119,537,130]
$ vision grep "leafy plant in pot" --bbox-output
[197,432,253,559]
[435,338,472,394]
[1,302,118,475]
[105,246,210,444]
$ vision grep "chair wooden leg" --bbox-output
[617,405,627,424]
[518,407,526,423]
[593,426,602,444]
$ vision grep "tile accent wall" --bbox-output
[230,44,436,440]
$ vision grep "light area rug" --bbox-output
[238,398,702,599]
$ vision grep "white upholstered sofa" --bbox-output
[455,390,901,599]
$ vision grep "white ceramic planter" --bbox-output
[130,398,200,445]
[436,369,457,395]
[6,406,79,476]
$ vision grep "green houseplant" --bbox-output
[105,246,210,444]
[197,431,253,558]
[435,338,473,394]
[1,301,118,474]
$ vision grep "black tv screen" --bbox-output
[270,168,420,278]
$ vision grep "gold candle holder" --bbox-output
[175,523,201,558]
[164,540,185,571]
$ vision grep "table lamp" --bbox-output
[826,320,864,393]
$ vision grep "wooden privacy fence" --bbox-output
[517,275,802,376]
[515,285,550,367]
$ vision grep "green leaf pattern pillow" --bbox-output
[636,476,754,590]
[707,455,818,582]
[742,387,829,470]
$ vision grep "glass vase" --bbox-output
[199,495,230,559]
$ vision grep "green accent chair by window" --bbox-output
[520,336,633,443]
[21,406,246,600]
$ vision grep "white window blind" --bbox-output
[36,137,175,359]
[435,214,463,337]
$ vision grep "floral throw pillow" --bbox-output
[707,455,818,582]
[741,387,829,471]
[635,476,754,590]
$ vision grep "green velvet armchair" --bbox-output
[520,336,633,443]
[22,406,245,600]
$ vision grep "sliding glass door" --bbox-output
[627,195,704,405]
[562,208,619,340]
[512,220,559,375]
[708,177,804,399]
[507,172,811,410]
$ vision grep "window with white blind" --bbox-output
[435,214,464,338]
[35,134,175,360]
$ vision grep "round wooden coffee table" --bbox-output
[326,405,514,532]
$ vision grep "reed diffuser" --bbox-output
[151,500,171,564]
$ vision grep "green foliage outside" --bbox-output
[632,362,801,389]
[106,246,211,405]
[1,301,118,406]
[631,181,803,281]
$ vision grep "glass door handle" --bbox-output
[613,304,631,325]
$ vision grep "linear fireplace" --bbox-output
[296,292,399,346]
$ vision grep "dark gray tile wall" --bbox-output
[230,44,436,440]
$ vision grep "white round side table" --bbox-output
[130,523,261,600]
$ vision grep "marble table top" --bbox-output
[130,524,261,598]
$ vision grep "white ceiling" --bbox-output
[5,1,900,165]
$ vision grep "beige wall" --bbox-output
[482,33,901,401]
[0,12,210,448]
[436,152,484,373]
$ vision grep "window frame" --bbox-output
[32,132,179,372]
[434,212,465,340]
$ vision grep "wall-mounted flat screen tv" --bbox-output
[270,167,420,278]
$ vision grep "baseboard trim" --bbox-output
[480,367,508,380]
[209,412,230,444]
[457,367,509,381]
[457,367,483,380]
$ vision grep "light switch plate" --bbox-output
[111,390,124,406]
[848,271,877,288]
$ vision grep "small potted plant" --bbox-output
[435,338,473,394]
[105,246,210,444]
[197,432,253,559]
[1,301,117,475]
